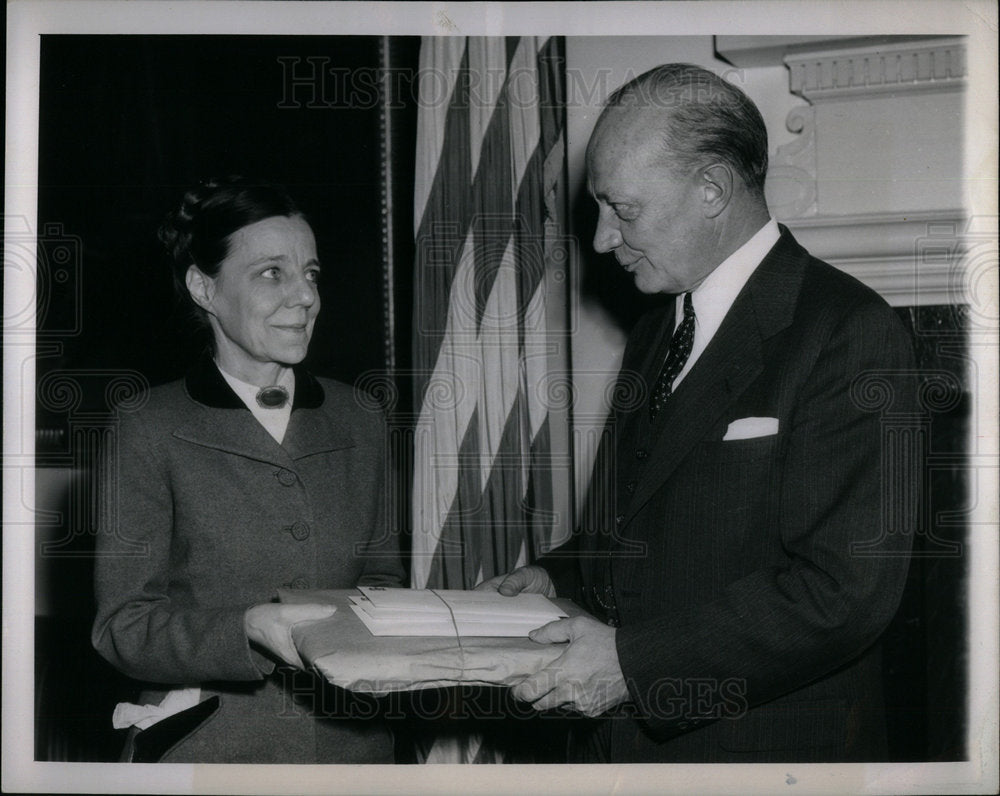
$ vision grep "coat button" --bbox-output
[275,469,297,486]
[625,480,636,494]
[288,521,311,541]
[616,514,625,525]
[635,448,648,460]
[290,576,310,589]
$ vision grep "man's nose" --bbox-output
[592,208,622,254]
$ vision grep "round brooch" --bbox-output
[256,386,289,409]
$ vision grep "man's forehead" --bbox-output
[587,109,665,178]
[589,107,665,158]
[597,104,665,137]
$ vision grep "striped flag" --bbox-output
[410,36,571,761]
[411,35,570,591]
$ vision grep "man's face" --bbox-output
[586,110,716,295]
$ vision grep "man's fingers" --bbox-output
[476,566,555,596]
[513,675,586,715]
[510,671,557,704]
[530,685,578,714]
[496,567,537,595]
[497,575,526,596]
[474,569,531,595]
[473,575,505,592]
[527,618,573,644]
[510,616,629,717]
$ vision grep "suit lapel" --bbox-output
[621,227,807,528]
[622,297,764,527]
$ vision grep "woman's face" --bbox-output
[189,215,321,382]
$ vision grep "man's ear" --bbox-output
[185,265,215,314]
[700,163,733,219]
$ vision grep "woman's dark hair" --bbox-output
[158,176,303,319]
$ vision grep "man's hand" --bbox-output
[510,615,630,717]
[243,603,336,669]
[474,565,556,597]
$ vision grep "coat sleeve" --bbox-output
[614,297,918,738]
[91,408,270,684]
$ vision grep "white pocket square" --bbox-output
[723,416,779,441]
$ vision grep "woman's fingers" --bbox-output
[243,603,336,668]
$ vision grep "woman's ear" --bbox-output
[185,265,215,314]
[700,163,733,219]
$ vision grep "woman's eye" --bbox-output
[306,269,321,284]
[261,266,281,279]
[613,205,635,221]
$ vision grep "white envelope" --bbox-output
[722,416,779,441]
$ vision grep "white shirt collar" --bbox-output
[672,219,780,387]
[215,363,295,445]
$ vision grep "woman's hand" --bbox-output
[243,603,336,669]
[474,565,556,597]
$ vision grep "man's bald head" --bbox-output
[593,63,769,201]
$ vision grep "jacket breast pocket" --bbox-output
[678,434,787,560]
[701,432,786,463]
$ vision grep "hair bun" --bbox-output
[157,208,192,265]
[158,177,241,265]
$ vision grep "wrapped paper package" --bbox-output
[279,588,587,696]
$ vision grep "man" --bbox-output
[478,64,917,762]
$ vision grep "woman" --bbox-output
[91,177,404,763]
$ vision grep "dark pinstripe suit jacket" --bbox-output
[542,227,917,762]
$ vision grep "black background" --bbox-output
[37,35,400,393]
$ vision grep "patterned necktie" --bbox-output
[649,292,696,420]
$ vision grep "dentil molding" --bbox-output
[784,36,966,102]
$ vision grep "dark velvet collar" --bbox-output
[184,354,325,411]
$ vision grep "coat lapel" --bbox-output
[282,406,357,460]
[173,407,290,466]
[282,369,357,460]
[621,227,808,528]
[174,355,355,465]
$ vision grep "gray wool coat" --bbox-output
[92,356,405,763]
